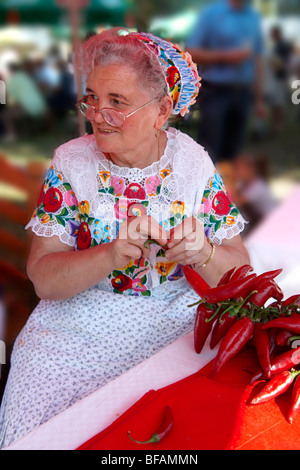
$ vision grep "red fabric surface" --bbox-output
[77,348,300,450]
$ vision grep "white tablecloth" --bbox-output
[4,185,300,450]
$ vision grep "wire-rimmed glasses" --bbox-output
[76,96,155,127]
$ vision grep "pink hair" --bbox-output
[78,28,168,101]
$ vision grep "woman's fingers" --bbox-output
[168,217,204,248]
[127,216,168,246]
[166,248,201,265]
[165,217,205,265]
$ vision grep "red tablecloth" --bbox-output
[77,347,300,450]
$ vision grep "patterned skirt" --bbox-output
[0,284,196,448]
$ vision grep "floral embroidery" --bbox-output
[210,171,226,192]
[41,214,51,224]
[168,263,184,281]
[131,278,148,292]
[64,190,78,209]
[145,175,160,196]
[226,216,236,225]
[77,222,92,250]
[45,166,63,187]
[114,198,130,220]
[169,85,180,107]
[110,220,120,239]
[111,176,125,196]
[166,66,181,88]
[159,168,171,179]
[124,182,146,200]
[93,219,111,243]
[198,170,240,237]
[79,200,90,216]
[171,200,185,215]
[37,183,45,207]
[212,191,231,216]
[33,169,80,230]
[68,219,80,237]
[43,187,63,213]
[127,202,148,217]
[99,170,111,187]
[109,257,151,296]
[111,273,132,292]
[31,157,242,297]
[155,261,177,277]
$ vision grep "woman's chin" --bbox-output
[93,131,120,154]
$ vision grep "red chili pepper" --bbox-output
[287,375,300,424]
[217,266,236,286]
[209,310,237,349]
[253,323,272,379]
[127,405,173,444]
[251,346,300,384]
[250,369,300,405]
[194,303,217,354]
[249,369,265,385]
[249,279,283,307]
[269,328,279,357]
[208,317,255,378]
[270,346,300,375]
[250,268,283,290]
[229,264,254,282]
[283,295,300,306]
[249,329,279,384]
[276,329,294,347]
[261,317,300,335]
[183,265,211,298]
[205,273,257,304]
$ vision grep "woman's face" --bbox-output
[86,63,162,160]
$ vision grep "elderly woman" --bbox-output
[0,29,249,447]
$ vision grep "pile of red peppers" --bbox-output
[185,264,300,424]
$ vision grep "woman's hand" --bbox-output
[109,215,168,269]
[165,216,209,266]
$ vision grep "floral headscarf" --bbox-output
[128,32,201,117]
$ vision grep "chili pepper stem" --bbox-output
[144,239,167,249]
[288,336,300,345]
[127,431,160,444]
[205,303,222,323]
[290,369,300,380]
[187,299,205,308]
[212,290,258,324]
[217,303,236,322]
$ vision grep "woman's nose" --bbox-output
[93,108,105,124]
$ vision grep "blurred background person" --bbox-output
[232,152,277,237]
[185,0,267,192]
[45,57,77,120]
[265,24,293,137]
[3,59,48,141]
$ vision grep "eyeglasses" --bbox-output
[76,96,155,127]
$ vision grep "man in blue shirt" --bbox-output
[186,0,266,168]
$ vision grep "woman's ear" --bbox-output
[154,95,173,129]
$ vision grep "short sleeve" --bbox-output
[195,169,247,245]
[25,162,81,248]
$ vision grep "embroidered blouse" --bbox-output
[26,127,246,298]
